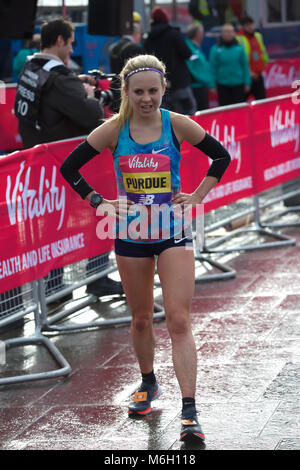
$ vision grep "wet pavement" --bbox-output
[0,218,300,451]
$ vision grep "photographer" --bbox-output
[15,17,105,148]
[14,17,123,299]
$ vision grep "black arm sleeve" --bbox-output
[195,133,231,182]
[60,140,99,199]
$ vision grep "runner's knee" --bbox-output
[131,312,153,333]
[166,310,190,337]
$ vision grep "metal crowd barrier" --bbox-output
[193,250,237,282]
[259,178,300,229]
[190,217,237,283]
[203,192,297,254]
[39,252,165,334]
[192,97,299,256]
[0,281,71,386]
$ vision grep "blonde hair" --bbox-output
[108,54,167,129]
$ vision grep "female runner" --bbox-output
[60,54,231,442]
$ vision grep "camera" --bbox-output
[88,69,116,107]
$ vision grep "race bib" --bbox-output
[119,153,172,205]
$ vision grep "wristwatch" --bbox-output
[89,192,103,208]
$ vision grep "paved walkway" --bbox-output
[0,222,300,451]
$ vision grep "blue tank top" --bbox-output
[113,108,183,243]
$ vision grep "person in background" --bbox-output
[144,6,196,116]
[132,11,144,47]
[215,0,230,25]
[188,0,220,30]
[209,23,251,106]
[188,0,246,30]
[185,23,213,111]
[13,34,41,77]
[14,17,123,300]
[229,0,245,22]
[237,15,269,100]
[15,18,102,148]
[133,11,142,24]
[109,22,144,113]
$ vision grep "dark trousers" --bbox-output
[192,86,209,111]
[217,84,246,107]
[162,86,197,116]
[248,75,266,101]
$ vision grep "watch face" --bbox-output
[91,194,103,207]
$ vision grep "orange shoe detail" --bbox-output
[181,419,197,426]
[134,391,147,402]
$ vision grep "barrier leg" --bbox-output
[259,189,300,228]
[261,206,300,228]
[0,282,71,386]
[40,307,166,333]
[204,195,296,253]
[39,261,165,333]
[152,234,237,285]
[0,335,71,386]
[193,250,237,282]
[193,227,237,282]
[39,262,119,329]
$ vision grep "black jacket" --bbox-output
[144,23,192,91]
[16,55,104,149]
[109,37,144,113]
[109,37,143,75]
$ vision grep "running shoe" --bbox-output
[128,381,162,416]
[180,407,205,442]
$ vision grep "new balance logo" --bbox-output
[138,194,155,205]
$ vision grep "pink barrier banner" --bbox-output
[0,139,115,293]
[264,59,300,98]
[250,94,300,194]
[180,104,254,212]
